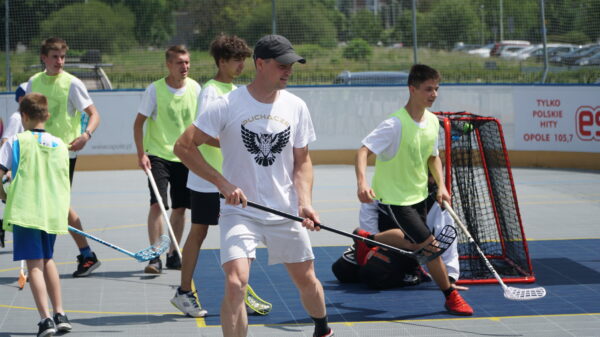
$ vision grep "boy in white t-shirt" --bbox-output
[355,64,473,316]
[175,35,333,337]
[1,83,27,147]
[133,45,201,274]
[171,34,252,318]
[27,37,101,278]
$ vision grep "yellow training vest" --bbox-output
[3,131,70,234]
[372,108,439,206]
[144,78,198,162]
[30,71,80,144]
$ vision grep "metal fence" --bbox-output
[1,0,600,91]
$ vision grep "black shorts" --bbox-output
[69,157,77,186]
[147,155,190,210]
[377,198,431,244]
[190,191,220,225]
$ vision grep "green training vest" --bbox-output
[3,131,70,234]
[30,71,80,145]
[144,77,198,162]
[372,108,439,206]
[198,79,234,172]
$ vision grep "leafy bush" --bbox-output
[343,38,372,61]
[38,1,136,53]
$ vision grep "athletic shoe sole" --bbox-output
[56,323,72,332]
[170,298,207,317]
[444,304,474,316]
[144,265,161,274]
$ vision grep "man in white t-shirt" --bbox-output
[27,37,101,278]
[174,35,333,337]
[133,45,201,274]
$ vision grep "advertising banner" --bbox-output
[514,87,600,152]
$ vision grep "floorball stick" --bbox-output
[68,226,169,262]
[221,195,438,265]
[17,260,27,290]
[443,201,546,300]
[145,168,183,260]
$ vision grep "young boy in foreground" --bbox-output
[0,93,73,336]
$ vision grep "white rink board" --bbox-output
[0,85,598,154]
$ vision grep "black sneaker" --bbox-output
[144,257,162,274]
[72,252,101,277]
[53,313,72,332]
[37,317,56,337]
[166,253,181,270]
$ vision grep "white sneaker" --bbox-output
[170,289,208,317]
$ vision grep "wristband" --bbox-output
[85,130,92,139]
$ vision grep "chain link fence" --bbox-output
[1,0,599,91]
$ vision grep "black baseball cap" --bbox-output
[253,35,305,64]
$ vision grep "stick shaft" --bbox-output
[68,226,136,259]
[442,201,509,290]
[146,168,182,260]
[240,198,419,259]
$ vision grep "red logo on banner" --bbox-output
[575,106,600,141]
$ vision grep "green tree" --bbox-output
[38,1,136,53]
[105,0,180,47]
[427,0,481,49]
[348,10,383,44]
[342,38,372,60]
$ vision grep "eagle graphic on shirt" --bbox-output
[241,124,290,166]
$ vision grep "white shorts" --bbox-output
[219,213,315,266]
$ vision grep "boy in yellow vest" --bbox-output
[0,93,72,337]
[27,37,101,277]
[171,34,252,317]
[354,64,474,316]
[133,45,201,273]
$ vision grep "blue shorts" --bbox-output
[12,225,57,261]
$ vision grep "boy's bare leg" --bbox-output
[426,255,452,290]
[27,259,51,319]
[180,224,208,291]
[169,207,186,253]
[43,258,64,314]
[147,204,163,245]
[221,258,251,337]
[372,228,421,251]
[285,260,326,318]
[67,207,89,248]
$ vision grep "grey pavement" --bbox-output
[0,165,599,336]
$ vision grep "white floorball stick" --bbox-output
[18,260,27,290]
[145,168,183,260]
[443,201,546,301]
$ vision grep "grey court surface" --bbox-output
[0,165,599,337]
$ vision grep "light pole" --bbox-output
[499,0,504,41]
[480,5,485,45]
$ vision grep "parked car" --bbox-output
[558,45,600,65]
[499,45,532,59]
[574,50,600,66]
[511,44,578,61]
[531,44,580,62]
[490,40,530,57]
[333,71,409,85]
[467,43,495,58]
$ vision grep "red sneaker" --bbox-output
[444,290,474,316]
[352,228,373,266]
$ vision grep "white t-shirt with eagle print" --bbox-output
[194,85,316,222]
